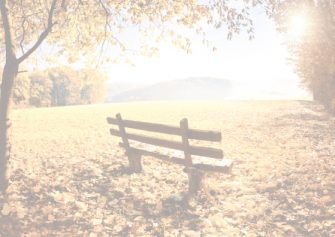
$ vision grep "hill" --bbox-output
[106,82,147,102]
[108,77,232,102]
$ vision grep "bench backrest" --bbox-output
[107,113,230,173]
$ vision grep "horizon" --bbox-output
[107,76,311,101]
[100,7,311,100]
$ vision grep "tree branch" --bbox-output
[97,0,110,66]
[19,17,27,55]
[17,0,58,64]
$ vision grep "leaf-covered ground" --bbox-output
[0,101,334,236]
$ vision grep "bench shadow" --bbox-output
[107,164,138,177]
[87,164,207,235]
[5,164,153,235]
[0,213,22,237]
[1,159,213,236]
[108,192,204,236]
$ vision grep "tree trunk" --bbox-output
[0,0,56,194]
[0,59,18,193]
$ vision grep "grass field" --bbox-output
[1,100,334,236]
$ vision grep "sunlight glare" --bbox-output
[288,13,309,39]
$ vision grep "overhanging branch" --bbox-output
[17,0,58,64]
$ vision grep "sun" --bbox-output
[288,13,309,39]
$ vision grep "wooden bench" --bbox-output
[106,113,233,196]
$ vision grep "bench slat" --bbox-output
[189,130,222,142]
[110,129,224,159]
[121,146,232,173]
[107,117,221,142]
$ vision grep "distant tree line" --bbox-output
[10,67,107,108]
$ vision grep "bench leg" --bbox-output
[186,168,206,196]
[128,152,142,173]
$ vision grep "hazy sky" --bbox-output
[104,8,311,100]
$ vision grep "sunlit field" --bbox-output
[2,0,335,236]
[0,100,333,236]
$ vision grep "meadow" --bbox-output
[0,100,334,236]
